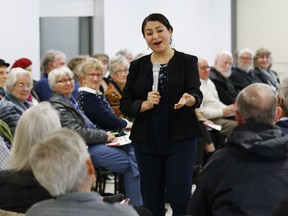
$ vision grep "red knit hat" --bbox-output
[11,58,32,69]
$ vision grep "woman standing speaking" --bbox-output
[120,13,202,216]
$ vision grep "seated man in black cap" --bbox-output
[0,59,9,99]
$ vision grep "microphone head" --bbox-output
[153,62,160,73]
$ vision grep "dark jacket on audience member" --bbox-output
[272,196,288,216]
[187,123,288,216]
[229,67,261,93]
[0,170,51,213]
[49,93,107,145]
[253,67,280,89]
[209,67,237,105]
[276,118,288,134]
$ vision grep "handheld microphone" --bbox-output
[152,62,160,91]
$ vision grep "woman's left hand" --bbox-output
[174,93,196,109]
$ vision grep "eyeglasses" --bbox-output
[0,71,7,76]
[57,78,74,84]
[199,66,210,70]
[87,73,103,78]
[113,69,129,75]
[240,56,252,61]
[15,83,32,90]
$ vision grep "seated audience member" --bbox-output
[0,102,60,213]
[26,128,138,216]
[93,53,110,93]
[105,55,133,121]
[35,50,72,101]
[210,50,238,105]
[0,68,33,135]
[67,54,89,95]
[0,59,9,99]
[10,57,39,104]
[77,58,133,131]
[48,66,143,206]
[253,48,280,91]
[229,48,261,93]
[0,102,126,214]
[116,49,133,63]
[187,83,288,216]
[276,77,288,133]
[198,58,237,137]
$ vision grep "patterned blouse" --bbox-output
[105,81,133,122]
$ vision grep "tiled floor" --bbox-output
[105,180,196,216]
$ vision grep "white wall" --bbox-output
[102,0,232,64]
[237,0,288,80]
[0,0,40,80]
[0,0,232,81]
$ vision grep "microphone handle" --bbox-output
[153,74,159,91]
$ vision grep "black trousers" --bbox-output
[134,140,197,216]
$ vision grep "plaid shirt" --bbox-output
[0,136,11,170]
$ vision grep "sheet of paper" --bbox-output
[205,123,222,131]
[106,134,131,146]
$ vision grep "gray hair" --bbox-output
[10,102,61,171]
[5,67,32,92]
[48,66,74,91]
[236,83,277,124]
[109,55,130,73]
[77,57,103,79]
[29,128,90,196]
[214,50,233,65]
[116,49,132,57]
[235,47,253,62]
[41,50,67,73]
[67,55,89,80]
[277,77,288,115]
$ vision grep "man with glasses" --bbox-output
[229,48,262,94]
[36,50,75,101]
[198,58,237,138]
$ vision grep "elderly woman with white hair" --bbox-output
[0,67,33,135]
[26,128,138,216]
[105,55,132,121]
[48,66,143,207]
[0,102,61,213]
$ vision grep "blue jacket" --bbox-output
[77,87,127,131]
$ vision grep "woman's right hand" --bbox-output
[140,91,161,112]
[106,132,117,143]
